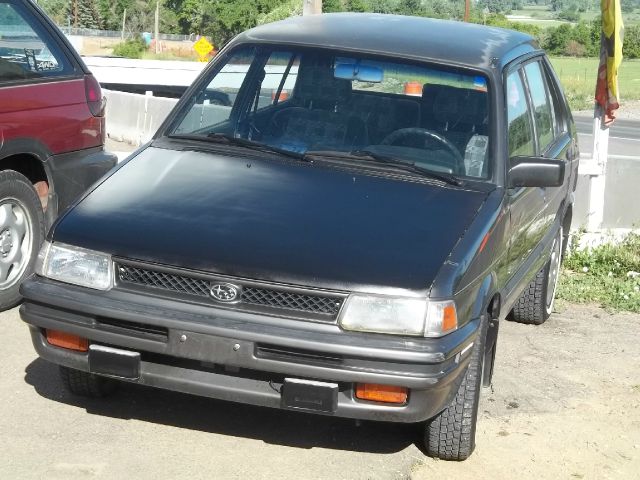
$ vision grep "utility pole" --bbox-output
[303,0,322,15]
[121,8,126,40]
[464,0,470,22]
[154,1,160,54]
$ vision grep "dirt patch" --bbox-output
[412,302,640,480]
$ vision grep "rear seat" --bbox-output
[264,64,368,150]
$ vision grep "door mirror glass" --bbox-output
[508,156,565,188]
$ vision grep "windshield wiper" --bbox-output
[169,133,305,161]
[304,149,463,186]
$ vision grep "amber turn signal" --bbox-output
[441,304,457,333]
[355,383,408,404]
[46,330,88,352]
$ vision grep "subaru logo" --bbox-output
[210,283,240,302]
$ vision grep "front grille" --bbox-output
[119,266,210,297]
[241,287,339,315]
[116,263,343,320]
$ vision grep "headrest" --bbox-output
[294,65,352,109]
[422,84,487,126]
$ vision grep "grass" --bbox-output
[557,233,640,312]
[508,7,640,27]
[549,57,640,110]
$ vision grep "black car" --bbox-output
[20,14,578,460]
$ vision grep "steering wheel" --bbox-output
[381,128,465,174]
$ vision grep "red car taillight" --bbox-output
[84,74,105,117]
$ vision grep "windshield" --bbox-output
[171,45,491,180]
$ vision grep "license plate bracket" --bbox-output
[88,344,140,379]
[281,378,338,413]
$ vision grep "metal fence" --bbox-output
[58,27,193,42]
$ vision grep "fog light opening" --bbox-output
[46,330,88,352]
[355,383,408,404]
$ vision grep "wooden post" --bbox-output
[303,0,322,15]
[154,1,160,54]
[121,8,126,40]
[464,0,470,22]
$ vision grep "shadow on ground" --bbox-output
[24,358,419,454]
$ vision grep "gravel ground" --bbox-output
[413,301,640,480]
[1,302,639,480]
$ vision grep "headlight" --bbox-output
[36,241,113,291]
[338,294,457,337]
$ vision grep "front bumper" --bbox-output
[20,276,479,423]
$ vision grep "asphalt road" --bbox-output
[573,114,640,159]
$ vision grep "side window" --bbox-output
[0,2,73,82]
[260,51,299,107]
[524,62,554,152]
[541,60,568,136]
[506,70,535,157]
[174,47,257,134]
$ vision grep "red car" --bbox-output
[0,0,116,309]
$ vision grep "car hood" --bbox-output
[53,146,489,295]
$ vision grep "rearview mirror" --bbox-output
[508,156,565,188]
[334,63,383,83]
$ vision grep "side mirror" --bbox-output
[508,156,565,188]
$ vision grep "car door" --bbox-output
[521,58,574,239]
[504,64,547,283]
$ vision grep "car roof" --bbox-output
[238,13,538,71]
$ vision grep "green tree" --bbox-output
[39,0,68,25]
[396,0,423,16]
[345,0,367,12]
[66,0,103,29]
[544,23,573,54]
[367,0,396,13]
[323,0,344,13]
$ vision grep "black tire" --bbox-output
[424,316,488,461]
[509,227,563,325]
[0,170,45,310]
[59,366,119,398]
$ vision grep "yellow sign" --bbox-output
[193,37,214,61]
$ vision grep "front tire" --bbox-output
[510,227,563,325]
[0,171,44,310]
[423,316,488,461]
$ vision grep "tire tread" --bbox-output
[424,317,487,461]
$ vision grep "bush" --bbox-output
[112,38,147,59]
[564,39,587,56]
[623,25,640,59]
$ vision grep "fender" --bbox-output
[0,137,59,226]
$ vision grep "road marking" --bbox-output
[577,132,640,142]
[580,153,640,160]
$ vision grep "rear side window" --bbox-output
[506,71,534,157]
[0,1,74,82]
[524,62,554,152]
